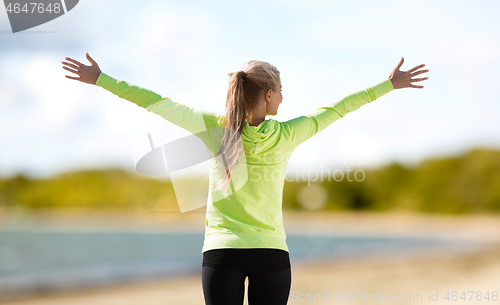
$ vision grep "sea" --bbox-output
[0,228,488,300]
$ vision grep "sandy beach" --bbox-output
[2,210,500,305]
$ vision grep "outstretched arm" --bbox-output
[62,53,222,136]
[283,57,429,149]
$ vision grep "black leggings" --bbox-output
[202,265,291,305]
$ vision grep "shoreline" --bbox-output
[1,210,500,304]
[3,208,500,238]
[2,241,500,305]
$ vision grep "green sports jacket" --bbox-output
[95,72,394,253]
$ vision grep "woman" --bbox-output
[62,53,429,305]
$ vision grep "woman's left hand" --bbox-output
[62,52,102,85]
[388,57,429,89]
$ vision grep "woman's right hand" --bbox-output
[388,57,429,89]
[62,52,102,85]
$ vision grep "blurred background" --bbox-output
[1,0,500,304]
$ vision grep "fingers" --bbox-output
[407,64,426,73]
[410,77,428,82]
[62,61,79,70]
[86,52,97,65]
[62,66,79,74]
[65,57,85,67]
[409,84,424,89]
[410,69,429,77]
[65,75,80,80]
[395,57,404,70]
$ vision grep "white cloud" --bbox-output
[424,28,499,91]
[132,3,216,68]
[26,54,84,130]
[269,0,341,11]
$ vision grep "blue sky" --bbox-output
[1,0,499,179]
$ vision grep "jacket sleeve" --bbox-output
[281,78,394,149]
[95,72,223,135]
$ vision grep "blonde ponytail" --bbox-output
[213,61,280,196]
